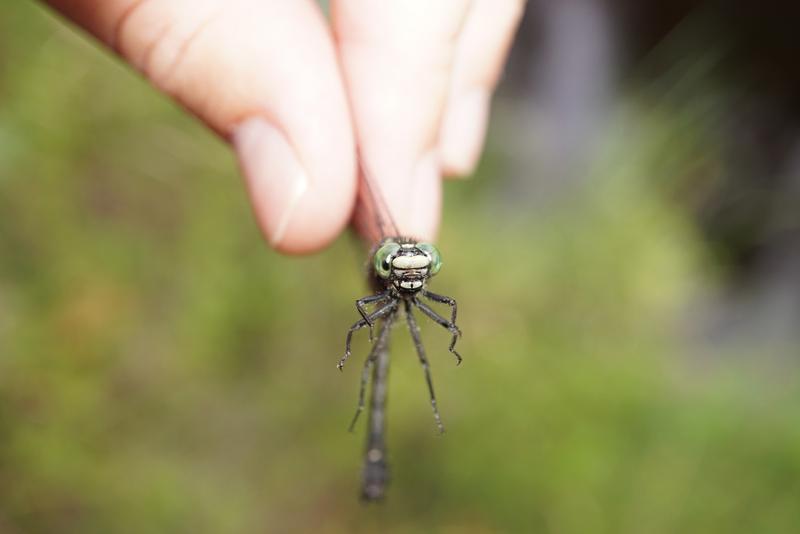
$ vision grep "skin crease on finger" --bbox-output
[47,0,357,254]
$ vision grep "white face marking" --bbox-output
[398,280,423,290]
[392,254,430,269]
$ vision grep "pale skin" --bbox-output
[46,0,524,254]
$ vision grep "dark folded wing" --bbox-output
[354,147,400,243]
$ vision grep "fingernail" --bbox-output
[233,117,309,248]
[439,88,490,177]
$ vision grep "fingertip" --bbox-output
[439,0,523,178]
[439,87,491,178]
[234,117,355,255]
[408,151,442,242]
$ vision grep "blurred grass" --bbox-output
[2,3,800,534]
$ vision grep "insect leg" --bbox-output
[348,306,396,431]
[348,355,374,432]
[404,299,445,434]
[413,297,462,365]
[338,301,396,371]
[356,292,390,342]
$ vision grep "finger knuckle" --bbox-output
[116,1,224,95]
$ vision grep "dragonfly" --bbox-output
[338,154,463,501]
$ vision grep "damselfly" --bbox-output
[338,155,462,501]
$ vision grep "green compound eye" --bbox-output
[417,243,442,275]
[374,242,401,279]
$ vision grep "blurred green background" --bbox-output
[2,2,800,533]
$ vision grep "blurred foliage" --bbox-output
[2,3,800,534]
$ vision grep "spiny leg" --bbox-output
[404,299,445,434]
[418,291,462,365]
[422,289,459,327]
[338,301,396,371]
[348,308,396,432]
[356,292,390,342]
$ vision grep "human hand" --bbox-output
[46,0,523,253]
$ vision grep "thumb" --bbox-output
[47,0,356,254]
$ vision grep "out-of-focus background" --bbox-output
[2,1,800,532]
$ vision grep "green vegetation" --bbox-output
[1,4,799,533]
